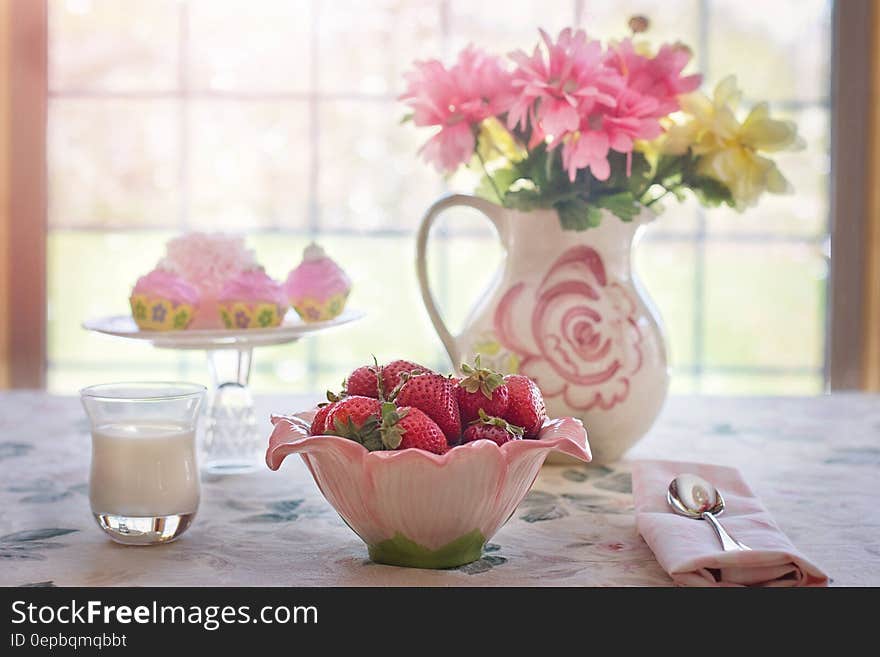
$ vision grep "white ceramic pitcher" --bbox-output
[416,194,669,464]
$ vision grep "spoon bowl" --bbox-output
[667,473,725,518]
[667,473,750,552]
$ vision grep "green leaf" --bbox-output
[331,413,382,449]
[491,167,520,194]
[654,154,687,183]
[689,175,736,208]
[503,187,544,211]
[474,176,500,204]
[605,151,652,194]
[594,191,640,222]
[474,166,520,204]
[517,144,550,189]
[378,402,405,450]
[555,197,602,231]
[474,409,525,436]
[459,356,505,398]
[361,433,384,452]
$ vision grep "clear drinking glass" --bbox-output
[80,382,206,545]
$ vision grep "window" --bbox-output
[46,0,832,395]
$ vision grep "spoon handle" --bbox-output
[701,511,749,552]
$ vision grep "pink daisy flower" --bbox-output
[606,39,702,116]
[555,90,663,182]
[560,128,611,181]
[604,88,664,153]
[400,46,512,172]
[506,28,623,139]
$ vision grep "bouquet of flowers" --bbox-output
[400,22,803,230]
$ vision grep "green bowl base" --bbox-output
[367,530,486,569]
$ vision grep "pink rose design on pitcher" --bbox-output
[494,246,642,410]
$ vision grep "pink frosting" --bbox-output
[285,243,351,301]
[160,232,258,298]
[218,269,288,306]
[132,269,200,306]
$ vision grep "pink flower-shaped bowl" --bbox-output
[266,412,591,569]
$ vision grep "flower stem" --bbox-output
[475,149,503,204]
[639,154,682,200]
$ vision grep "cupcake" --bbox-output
[217,269,288,330]
[129,269,200,331]
[159,233,258,329]
[285,243,352,323]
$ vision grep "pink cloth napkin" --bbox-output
[632,459,829,587]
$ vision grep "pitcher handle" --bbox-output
[415,194,506,368]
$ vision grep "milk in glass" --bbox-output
[89,422,200,517]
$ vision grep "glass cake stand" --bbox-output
[83,309,364,475]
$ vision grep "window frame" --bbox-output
[828,0,875,390]
[3,0,46,389]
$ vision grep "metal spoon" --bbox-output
[667,473,751,552]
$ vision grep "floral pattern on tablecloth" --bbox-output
[0,392,878,586]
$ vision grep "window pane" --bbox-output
[669,373,697,395]
[450,0,575,53]
[634,239,696,368]
[49,0,179,92]
[49,99,179,229]
[188,0,311,92]
[701,372,824,395]
[188,101,310,231]
[579,0,700,46]
[318,0,440,95]
[318,100,441,231]
[706,0,831,103]
[703,243,827,369]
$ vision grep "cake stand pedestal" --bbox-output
[203,347,259,475]
[83,309,365,475]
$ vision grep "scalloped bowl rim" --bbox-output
[266,411,592,470]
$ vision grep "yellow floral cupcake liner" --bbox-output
[130,295,196,331]
[291,292,349,323]
[218,302,285,330]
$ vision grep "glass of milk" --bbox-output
[80,382,206,545]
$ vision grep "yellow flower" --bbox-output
[476,117,527,164]
[663,76,803,208]
[634,133,667,169]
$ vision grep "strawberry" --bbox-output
[325,396,383,446]
[462,410,524,447]
[502,374,546,438]
[382,359,431,394]
[393,373,461,442]
[455,356,509,424]
[309,402,335,435]
[345,361,382,398]
[309,390,344,435]
[379,402,447,455]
